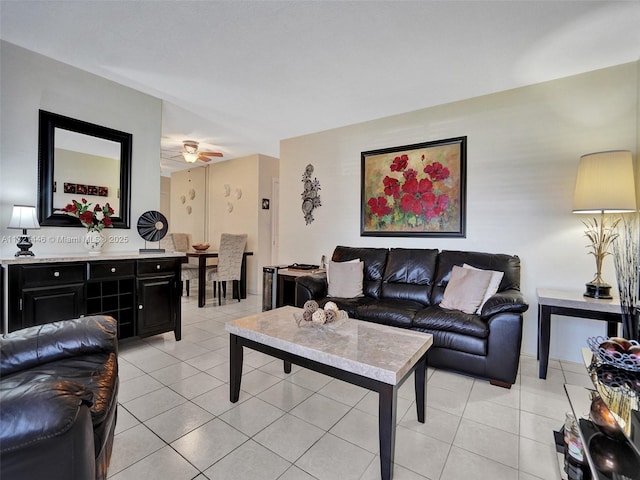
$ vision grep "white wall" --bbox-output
[0,41,162,255]
[169,167,207,243]
[160,176,171,224]
[205,154,279,295]
[279,62,639,363]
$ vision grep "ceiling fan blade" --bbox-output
[200,151,224,157]
[198,156,212,163]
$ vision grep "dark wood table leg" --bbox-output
[283,360,292,373]
[414,354,426,423]
[197,255,206,308]
[233,254,249,300]
[607,322,619,337]
[379,384,397,480]
[230,334,243,402]
[240,254,247,299]
[538,304,551,379]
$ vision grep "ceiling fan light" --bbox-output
[183,140,199,154]
[182,152,199,163]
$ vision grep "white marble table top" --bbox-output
[226,306,433,385]
[537,288,621,314]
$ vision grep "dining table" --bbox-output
[185,250,254,308]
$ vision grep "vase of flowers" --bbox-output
[61,199,114,254]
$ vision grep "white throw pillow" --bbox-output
[463,263,504,314]
[327,260,364,297]
[440,265,493,314]
[326,258,360,284]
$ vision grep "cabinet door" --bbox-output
[21,284,86,330]
[136,275,175,337]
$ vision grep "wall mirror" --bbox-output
[38,110,132,228]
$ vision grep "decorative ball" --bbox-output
[324,301,339,312]
[337,310,348,321]
[312,309,327,325]
[302,310,313,322]
[304,300,319,313]
[325,309,337,323]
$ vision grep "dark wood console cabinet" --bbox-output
[3,254,183,341]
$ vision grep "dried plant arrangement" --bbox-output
[612,214,639,341]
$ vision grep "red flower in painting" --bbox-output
[390,154,408,172]
[400,178,435,215]
[383,176,400,199]
[367,196,392,216]
[424,161,450,182]
[403,168,418,181]
[366,151,454,227]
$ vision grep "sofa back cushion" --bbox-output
[381,248,438,305]
[431,250,521,306]
[332,246,388,299]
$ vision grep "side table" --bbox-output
[537,288,622,379]
[562,348,640,479]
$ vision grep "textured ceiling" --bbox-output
[1,1,639,174]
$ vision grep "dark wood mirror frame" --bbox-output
[38,110,132,228]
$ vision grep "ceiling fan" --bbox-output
[172,140,223,163]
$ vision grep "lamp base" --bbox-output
[15,235,35,257]
[584,282,612,299]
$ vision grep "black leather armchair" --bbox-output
[0,316,119,480]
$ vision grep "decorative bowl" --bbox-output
[587,336,640,372]
[192,243,210,251]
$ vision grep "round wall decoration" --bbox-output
[137,210,168,242]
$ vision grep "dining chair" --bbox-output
[161,233,212,296]
[205,233,248,305]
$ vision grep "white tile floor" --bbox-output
[107,290,591,480]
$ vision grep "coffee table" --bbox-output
[226,306,433,480]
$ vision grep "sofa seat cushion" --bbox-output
[414,328,488,356]
[413,306,489,339]
[318,296,376,320]
[355,299,424,328]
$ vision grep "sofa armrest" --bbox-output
[295,273,328,307]
[0,315,118,377]
[0,377,94,453]
[480,289,529,319]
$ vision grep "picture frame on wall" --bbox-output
[361,136,467,237]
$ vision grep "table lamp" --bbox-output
[572,150,637,298]
[7,205,40,257]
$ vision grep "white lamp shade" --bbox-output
[572,150,637,213]
[8,205,40,229]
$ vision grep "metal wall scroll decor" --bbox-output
[301,164,321,225]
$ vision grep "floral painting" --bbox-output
[361,137,466,237]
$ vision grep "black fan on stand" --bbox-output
[137,210,168,253]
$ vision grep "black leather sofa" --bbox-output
[296,246,528,388]
[0,315,119,480]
